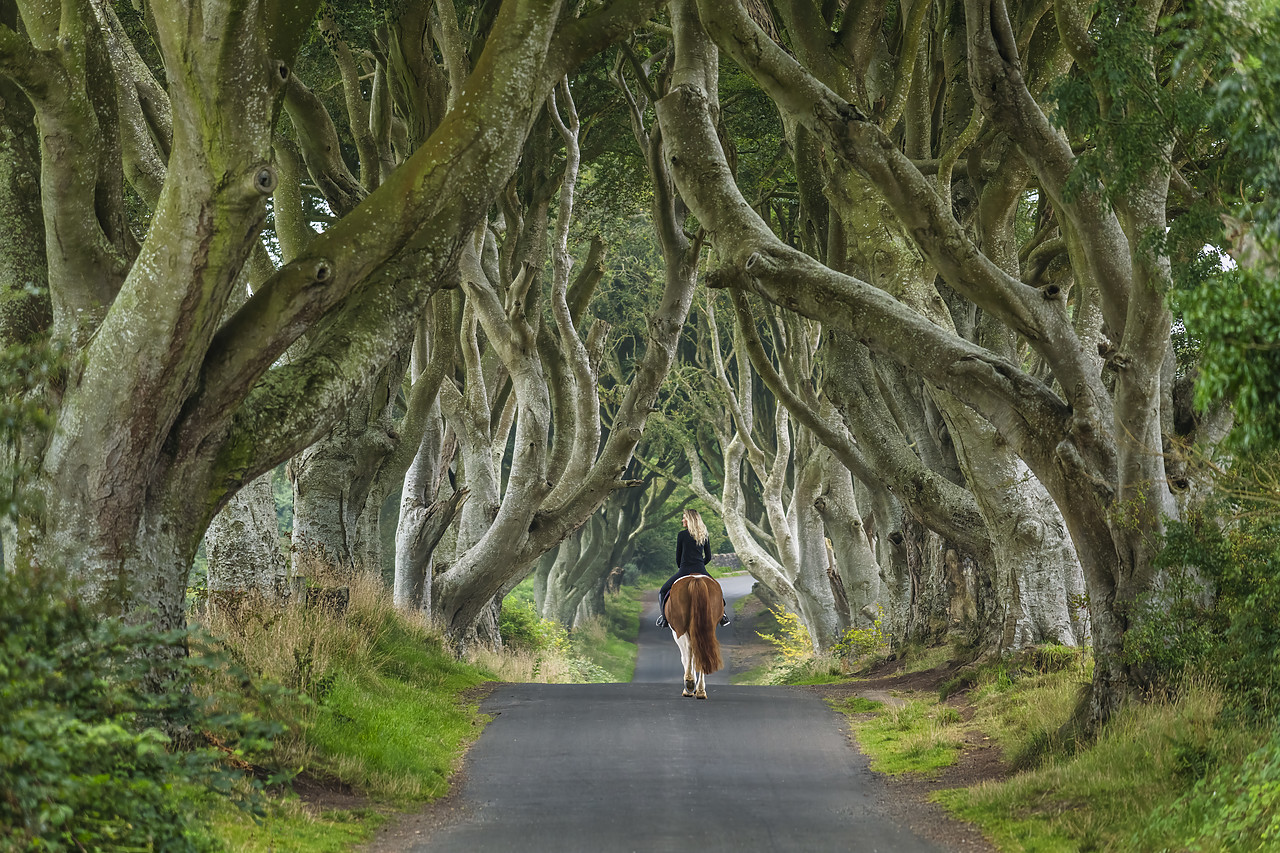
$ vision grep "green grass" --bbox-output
[935,681,1267,852]
[569,588,643,682]
[844,698,966,775]
[901,644,954,674]
[201,572,494,848]
[732,663,770,685]
[836,644,1279,852]
[836,695,884,714]
[707,567,748,579]
[212,800,386,852]
[298,597,491,800]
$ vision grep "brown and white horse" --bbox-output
[665,574,724,699]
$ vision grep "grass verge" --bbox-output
[832,645,1280,852]
[495,581,642,683]
[198,570,493,850]
[210,799,387,852]
[937,676,1270,852]
[569,588,643,682]
[843,697,967,776]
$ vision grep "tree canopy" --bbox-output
[1,0,1277,736]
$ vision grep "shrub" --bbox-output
[757,607,813,662]
[833,607,889,661]
[1141,496,1280,717]
[1136,723,1280,851]
[568,658,614,683]
[498,599,569,655]
[1125,520,1223,685]
[0,568,284,852]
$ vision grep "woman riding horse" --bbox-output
[655,508,729,628]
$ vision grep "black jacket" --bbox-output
[675,528,712,574]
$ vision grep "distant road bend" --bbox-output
[404,575,945,852]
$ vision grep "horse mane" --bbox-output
[688,578,723,675]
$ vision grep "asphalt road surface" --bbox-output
[405,575,944,852]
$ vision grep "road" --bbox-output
[403,575,945,852]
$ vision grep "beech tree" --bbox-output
[613,26,1085,654]
[0,0,662,638]
[657,0,1239,729]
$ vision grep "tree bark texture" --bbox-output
[1,0,664,638]
[205,472,286,597]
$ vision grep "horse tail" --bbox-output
[689,578,722,675]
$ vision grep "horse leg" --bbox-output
[675,633,695,697]
[695,669,708,699]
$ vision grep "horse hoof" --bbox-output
[682,690,694,697]
[696,693,707,700]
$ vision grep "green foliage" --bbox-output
[1182,263,1280,451]
[1196,4,1280,236]
[1137,726,1280,851]
[1048,0,1280,449]
[1052,0,1212,206]
[0,568,285,852]
[498,599,570,656]
[1168,5,1280,449]
[833,607,889,661]
[1124,527,1222,683]
[567,589,643,683]
[1130,489,1280,718]
[756,607,813,662]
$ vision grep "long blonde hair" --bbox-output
[683,508,709,545]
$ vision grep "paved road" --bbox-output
[406,576,944,853]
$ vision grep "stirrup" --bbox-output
[719,614,731,626]
[655,615,668,628]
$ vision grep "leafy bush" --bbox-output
[0,568,284,852]
[1137,726,1280,851]
[756,607,813,662]
[498,599,569,655]
[1137,498,1280,717]
[833,607,888,661]
[567,658,614,683]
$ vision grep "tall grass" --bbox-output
[834,645,1278,850]
[569,588,643,682]
[493,584,642,683]
[937,679,1268,852]
[199,567,490,802]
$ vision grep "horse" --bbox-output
[664,574,724,699]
